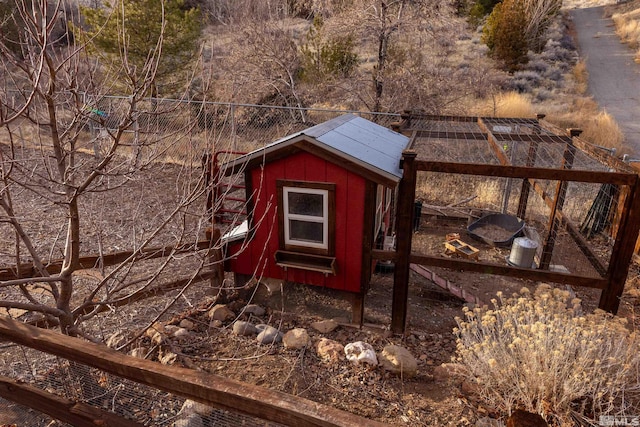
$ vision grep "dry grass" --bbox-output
[546,96,629,155]
[611,2,640,61]
[572,59,589,95]
[475,92,535,118]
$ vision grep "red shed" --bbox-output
[220,114,410,321]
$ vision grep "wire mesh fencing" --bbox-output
[0,342,286,426]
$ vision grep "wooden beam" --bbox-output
[540,136,577,270]
[517,129,542,218]
[413,161,635,185]
[0,375,144,427]
[0,317,390,427]
[414,130,572,145]
[392,151,418,334]
[407,254,608,289]
[540,120,636,173]
[477,117,511,166]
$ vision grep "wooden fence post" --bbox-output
[540,128,580,269]
[600,174,640,313]
[391,150,417,334]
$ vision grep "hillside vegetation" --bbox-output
[185,0,626,151]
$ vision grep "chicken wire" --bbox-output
[408,115,628,279]
[0,343,285,427]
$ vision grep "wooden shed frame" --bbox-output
[380,112,640,334]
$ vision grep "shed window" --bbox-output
[277,180,335,256]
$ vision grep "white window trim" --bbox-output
[283,186,329,250]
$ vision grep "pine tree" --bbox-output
[76,0,202,96]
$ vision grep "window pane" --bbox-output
[288,192,323,216]
[289,220,324,243]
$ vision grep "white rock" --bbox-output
[378,345,418,377]
[283,328,311,349]
[344,341,378,366]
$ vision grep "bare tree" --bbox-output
[0,0,241,339]
[228,22,308,122]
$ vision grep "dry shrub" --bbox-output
[612,7,640,61]
[546,98,630,156]
[580,110,625,153]
[613,11,640,48]
[454,284,640,425]
[478,91,535,118]
[572,59,588,95]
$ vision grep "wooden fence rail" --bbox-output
[0,316,389,427]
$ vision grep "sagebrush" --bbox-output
[454,285,640,425]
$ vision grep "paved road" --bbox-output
[571,6,640,157]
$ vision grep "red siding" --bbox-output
[228,150,366,293]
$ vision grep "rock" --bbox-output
[179,319,195,330]
[173,414,204,427]
[159,351,177,365]
[315,338,344,362]
[105,331,129,349]
[180,399,214,416]
[209,319,223,329]
[256,325,282,345]
[433,363,468,382]
[243,304,266,316]
[461,380,480,396]
[378,345,418,377]
[145,322,165,338]
[344,341,378,366]
[172,328,191,340]
[476,416,505,427]
[232,321,258,336]
[150,331,165,346]
[208,304,235,322]
[129,347,148,359]
[283,328,311,349]
[310,319,339,333]
[506,410,548,427]
[164,325,180,335]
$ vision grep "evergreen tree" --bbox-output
[76,0,202,96]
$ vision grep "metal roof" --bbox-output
[223,114,410,185]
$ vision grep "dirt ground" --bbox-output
[1,147,639,426]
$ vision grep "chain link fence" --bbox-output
[76,95,400,165]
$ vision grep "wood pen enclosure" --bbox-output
[384,112,640,333]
